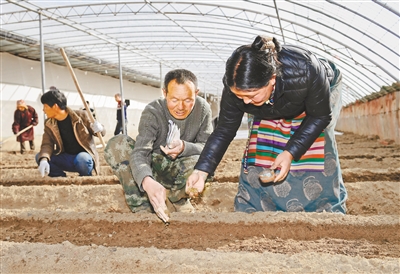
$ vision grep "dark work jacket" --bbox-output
[194,44,337,174]
[38,108,106,175]
[12,105,39,142]
[116,103,127,121]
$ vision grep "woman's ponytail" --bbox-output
[251,35,281,70]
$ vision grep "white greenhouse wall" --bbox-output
[1,53,163,150]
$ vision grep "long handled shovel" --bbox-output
[59,48,106,148]
[0,125,33,147]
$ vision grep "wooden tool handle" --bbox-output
[59,48,106,148]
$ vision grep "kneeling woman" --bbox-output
[187,35,347,213]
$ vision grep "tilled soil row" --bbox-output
[0,133,399,273]
[1,210,399,259]
[2,240,398,274]
[1,167,399,186]
[0,174,119,186]
[1,181,398,216]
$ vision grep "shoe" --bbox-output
[172,198,195,213]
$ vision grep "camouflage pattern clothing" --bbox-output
[104,134,199,212]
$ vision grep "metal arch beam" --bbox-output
[4,0,222,90]
[4,1,242,63]
[134,33,386,93]
[27,16,261,44]
[3,0,397,96]
[140,1,227,61]
[272,0,286,44]
[287,38,383,97]
[116,18,389,92]
[264,28,392,88]
[2,13,388,93]
[279,31,390,87]
[372,0,400,17]
[149,3,398,81]
[22,18,388,94]
[6,0,163,63]
[326,0,399,39]
[0,30,161,85]
[341,84,361,105]
[4,0,397,57]
[4,1,181,80]
[276,22,397,82]
[90,10,396,83]
[110,30,384,100]
[240,0,398,80]
[286,0,399,59]
[5,0,397,81]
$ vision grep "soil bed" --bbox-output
[1,131,399,273]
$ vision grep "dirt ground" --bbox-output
[1,131,399,273]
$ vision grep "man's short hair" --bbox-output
[41,87,67,110]
[163,69,198,93]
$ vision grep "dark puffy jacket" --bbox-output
[195,45,337,174]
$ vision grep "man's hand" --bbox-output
[38,159,50,177]
[270,150,293,182]
[186,169,207,198]
[90,121,104,134]
[142,177,169,223]
[160,140,184,160]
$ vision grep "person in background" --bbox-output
[104,69,213,223]
[12,99,39,154]
[36,87,106,177]
[114,93,127,135]
[187,35,347,214]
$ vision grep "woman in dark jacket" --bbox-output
[187,35,347,213]
[12,100,39,154]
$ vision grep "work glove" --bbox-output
[38,159,50,177]
[90,121,104,134]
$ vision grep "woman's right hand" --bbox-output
[186,169,208,198]
[271,150,293,182]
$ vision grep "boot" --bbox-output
[30,140,35,151]
[172,198,195,213]
[20,142,27,154]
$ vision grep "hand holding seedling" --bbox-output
[160,140,184,160]
[186,169,207,198]
[270,150,293,182]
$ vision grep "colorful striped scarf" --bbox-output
[244,112,325,172]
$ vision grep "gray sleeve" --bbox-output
[130,107,159,191]
[179,98,213,157]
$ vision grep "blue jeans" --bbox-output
[35,152,94,177]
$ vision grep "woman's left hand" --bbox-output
[271,150,293,182]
